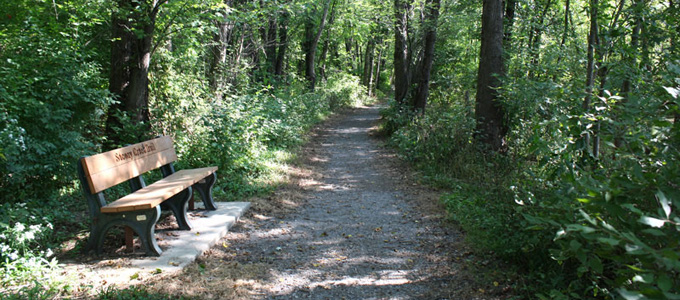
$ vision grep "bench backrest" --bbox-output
[80,136,178,194]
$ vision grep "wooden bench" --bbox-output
[76,136,218,256]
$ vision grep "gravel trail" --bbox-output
[158,105,488,299]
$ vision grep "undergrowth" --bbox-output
[382,71,680,299]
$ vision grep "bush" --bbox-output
[0,203,58,289]
[0,35,110,202]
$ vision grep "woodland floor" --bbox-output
[70,104,505,299]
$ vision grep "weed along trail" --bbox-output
[152,105,488,299]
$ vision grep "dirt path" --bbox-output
[150,105,489,299]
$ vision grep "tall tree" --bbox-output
[318,0,338,82]
[209,0,235,98]
[264,11,278,75]
[302,0,332,89]
[475,0,507,151]
[362,38,376,91]
[105,0,165,146]
[275,10,289,76]
[411,0,440,113]
[583,0,598,157]
[503,0,516,46]
[526,0,553,79]
[393,0,411,105]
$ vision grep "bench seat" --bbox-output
[101,167,218,213]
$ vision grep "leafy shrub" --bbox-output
[499,63,680,298]
[322,72,369,109]
[0,34,110,202]
[0,203,58,289]
[519,92,680,298]
[0,20,108,295]
[382,71,680,298]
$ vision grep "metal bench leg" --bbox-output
[193,172,217,211]
[87,206,163,256]
[161,187,192,230]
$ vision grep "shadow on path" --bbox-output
[153,105,490,299]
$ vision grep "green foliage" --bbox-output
[151,70,369,200]
[0,26,111,202]
[515,85,680,298]
[0,203,59,290]
[0,0,111,294]
[97,286,192,300]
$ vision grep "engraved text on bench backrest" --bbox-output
[80,136,178,193]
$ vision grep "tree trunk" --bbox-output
[319,37,330,82]
[475,0,507,151]
[503,0,516,47]
[105,0,160,147]
[209,0,234,97]
[275,11,289,76]
[584,0,598,157]
[265,16,278,75]
[552,0,570,81]
[621,0,642,99]
[362,39,375,89]
[319,1,337,82]
[303,0,332,90]
[527,0,552,79]
[374,42,384,93]
[393,0,411,105]
[411,0,440,113]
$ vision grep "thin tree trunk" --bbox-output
[304,0,332,90]
[527,0,552,79]
[265,16,277,74]
[275,11,288,76]
[621,0,643,98]
[412,0,440,113]
[584,0,598,157]
[503,0,516,47]
[374,42,384,93]
[552,0,570,81]
[362,39,375,89]
[209,0,234,96]
[394,0,411,105]
[319,0,337,82]
[475,0,507,151]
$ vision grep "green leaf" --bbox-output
[663,292,680,300]
[623,204,644,215]
[589,257,603,273]
[639,216,665,228]
[641,229,666,237]
[579,209,597,225]
[663,86,680,99]
[618,288,644,300]
[658,274,672,292]
[656,190,672,219]
[569,240,582,252]
[597,237,621,246]
[566,224,596,234]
